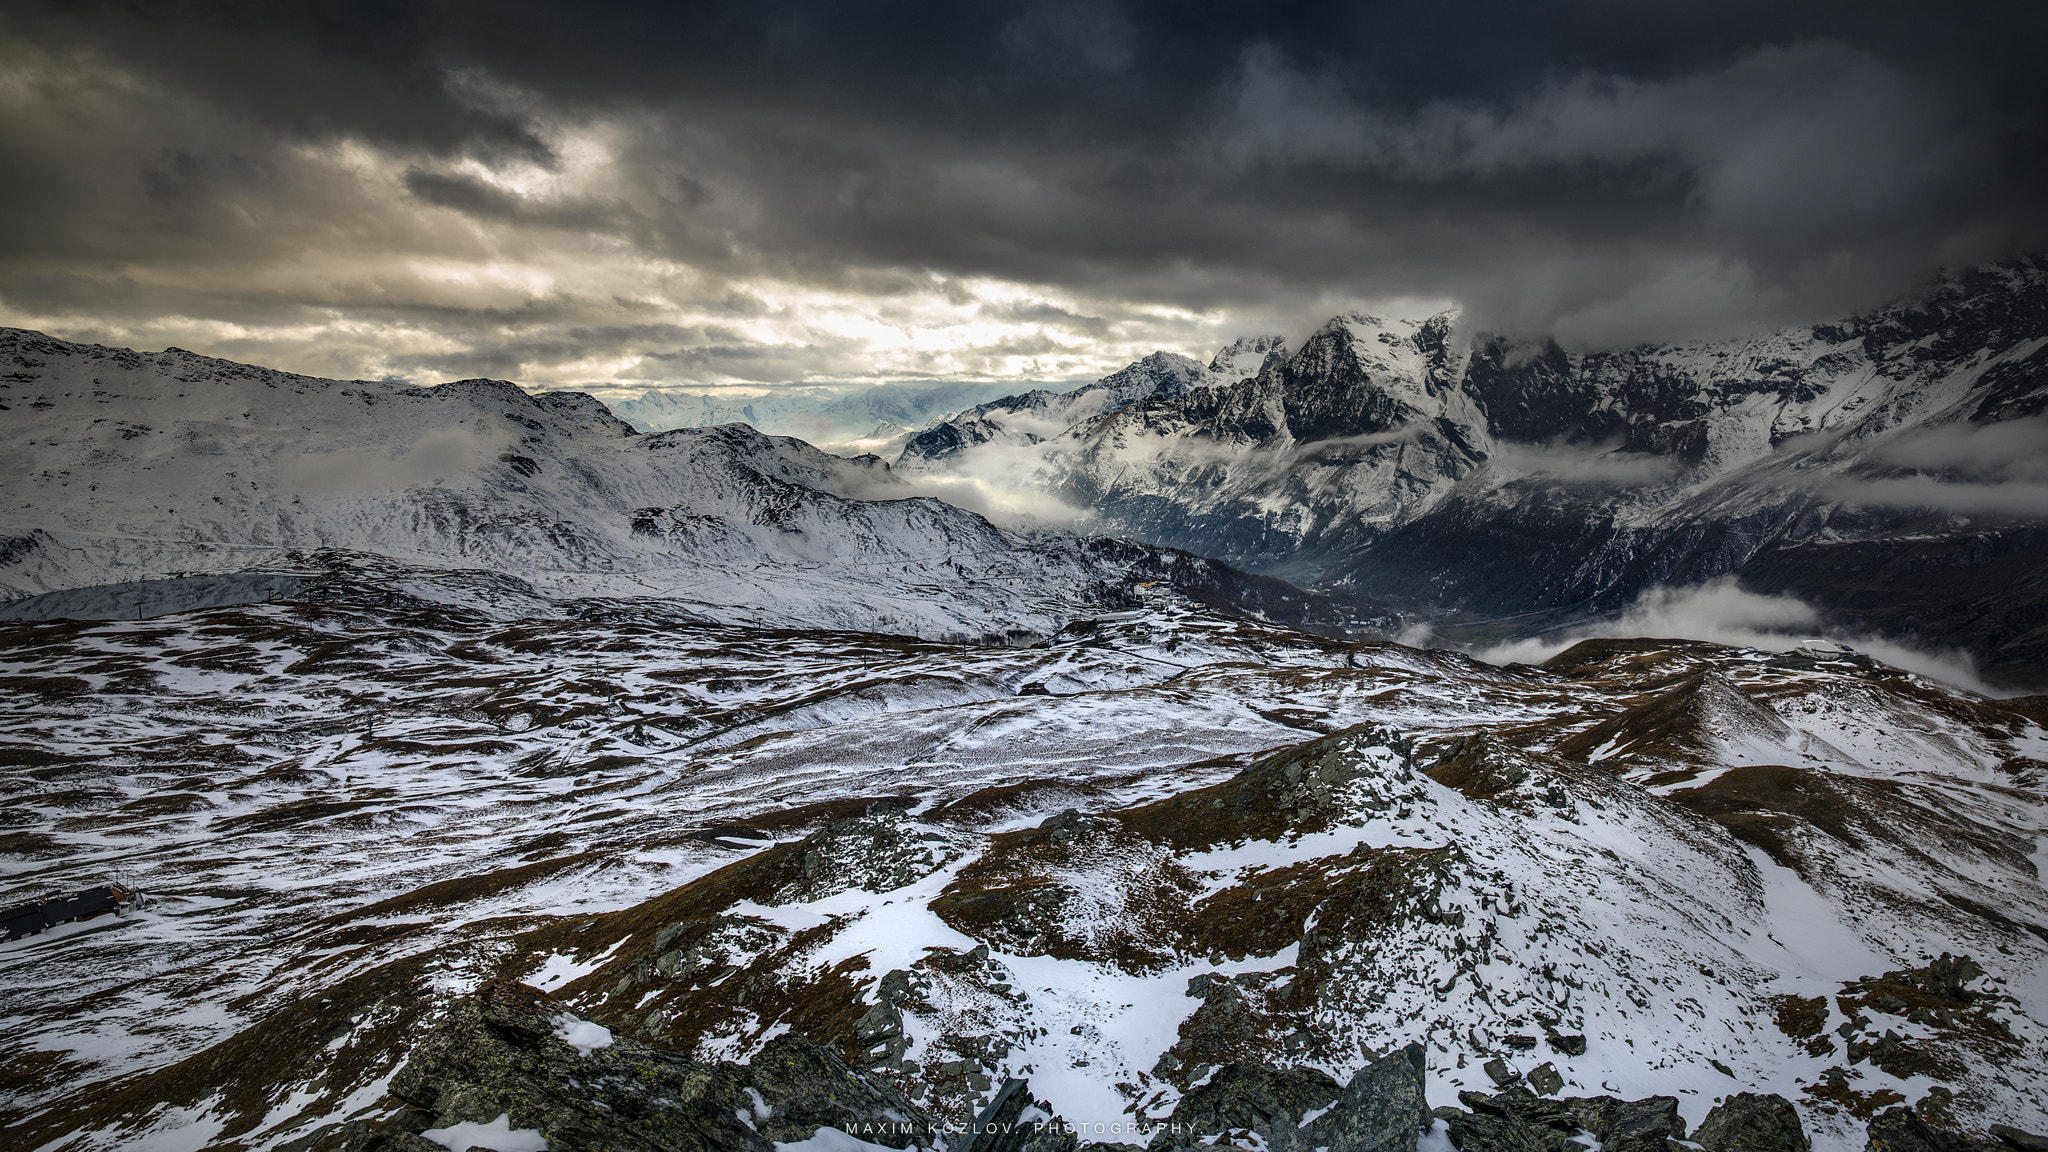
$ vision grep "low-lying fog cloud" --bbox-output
[1820,412,2048,516]
[1472,577,2001,695]
[277,423,523,497]
[1485,440,1683,486]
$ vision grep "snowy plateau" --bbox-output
[0,264,2045,1152]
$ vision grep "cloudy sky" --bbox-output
[3,1,2043,398]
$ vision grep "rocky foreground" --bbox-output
[3,577,2046,1150]
[319,976,2041,1152]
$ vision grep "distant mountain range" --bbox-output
[5,260,2044,686]
[0,331,1370,642]
[4,278,2047,1152]
[604,380,1018,453]
[901,260,2048,688]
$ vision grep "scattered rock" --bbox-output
[1114,724,1424,851]
[1426,733,1532,800]
[1526,1063,1563,1097]
[851,967,920,1070]
[1546,1034,1587,1056]
[1483,1058,1520,1087]
[1150,971,1297,1089]
[1692,1093,1810,1152]
[776,814,968,904]
[1822,954,2018,1084]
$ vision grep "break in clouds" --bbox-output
[1,1,2043,397]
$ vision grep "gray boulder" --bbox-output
[1570,1095,1688,1152]
[964,1078,1079,1152]
[1297,1044,1433,1152]
[1439,1089,1683,1152]
[1693,1093,1810,1152]
[1148,1063,1341,1150]
[1440,1089,1571,1152]
[1991,1126,2048,1152]
[1866,1106,2001,1152]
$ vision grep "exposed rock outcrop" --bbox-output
[1436,1087,1687,1152]
[1693,1093,1812,1152]
[343,980,944,1151]
[1147,1046,1429,1152]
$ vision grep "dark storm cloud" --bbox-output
[979,300,1112,335]
[1,0,2044,386]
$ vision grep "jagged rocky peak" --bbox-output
[1207,333,1290,383]
[898,331,1312,472]
[895,351,1214,469]
[1260,310,1475,442]
[605,380,1017,444]
[889,259,2048,685]
[1089,350,1213,407]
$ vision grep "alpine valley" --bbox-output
[2,263,2047,1152]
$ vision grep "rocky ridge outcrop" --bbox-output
[339,978,938,1152]
[333,984,2025,1152]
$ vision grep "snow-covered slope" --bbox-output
[0,330,1361,642]
[899,261,2048,685]
[1205,333,1290,384]
[3,577,2043,1150]
[896,347,1277,471]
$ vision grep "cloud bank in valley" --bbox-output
[0,2,2042,395]
[1814,412,2048,516]
[1473,578,2002,695]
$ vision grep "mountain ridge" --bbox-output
[606,379,1018,452]
[0,328,1377,642]
[900,259,2048,687]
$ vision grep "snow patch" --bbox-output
[553,1013,614,1056]
[422,1112,550,1151]
[771,1125,907,1152]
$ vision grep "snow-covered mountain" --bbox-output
[902,260,2048,687]
[4,320,2045,1152]
[897,344,1285,470]
[607,380,1015,453]
[0,330,1366,641]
